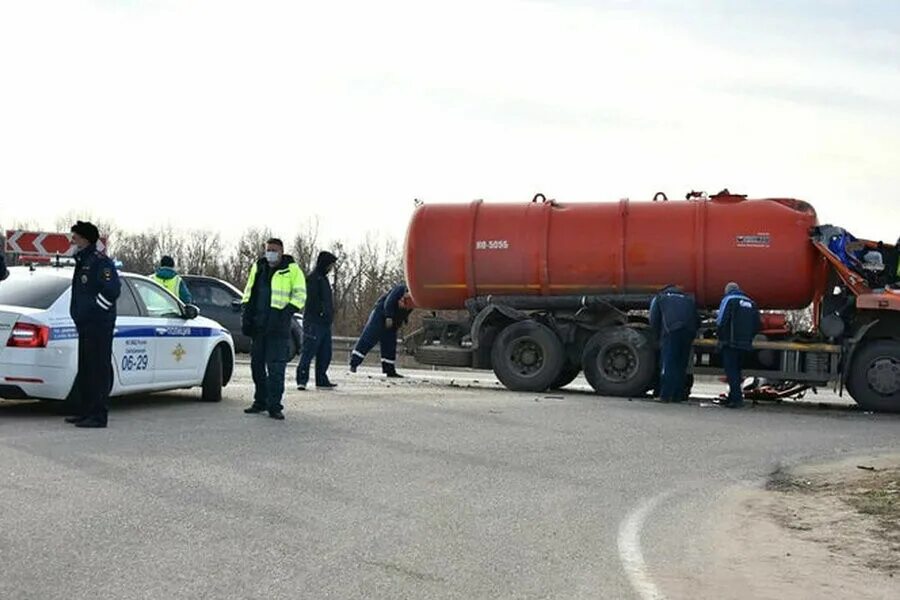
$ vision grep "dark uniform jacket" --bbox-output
[303,251,338,326]
[70,244,121,329]
[649,287,698,336]
[378,284,412,329]
[716,289,761,351]
[0,252,8,282]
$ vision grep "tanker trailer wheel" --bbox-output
[582,327,656,397]
[847,339,900,413]
[491,321,565,392]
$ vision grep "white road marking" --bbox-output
[618,490,673,600]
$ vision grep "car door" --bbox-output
[130,278,205,386]
[113,279,156,390]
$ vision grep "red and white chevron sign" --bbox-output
[4,230,107,256]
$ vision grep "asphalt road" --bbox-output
[1,364,898,600]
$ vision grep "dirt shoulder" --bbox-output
[671,455,900,599]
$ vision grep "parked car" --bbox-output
[0,266,234,409]
[181,274,302,357]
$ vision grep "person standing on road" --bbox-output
[241,238,306,420]
[150,255,192,304]
[649,284,698,403]
[716,282,761,409]
[296,251,338,391]
[65,221,121,428]
[349,284,414,377]
[0,250,8,282]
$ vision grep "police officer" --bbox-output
[65,221,121,428]
[649,284,698,403]
[150,255,192,303]
[296,251,338,390]
[241,238,306,420]
[716,282,761,409]
[349,284,414,377]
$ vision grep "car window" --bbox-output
[117,279,142,317]
[188,282,212,305]
[208,285,235,308]
[131,279,183,318]
[0,272,70,309]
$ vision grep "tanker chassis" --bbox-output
[403,192,900,412]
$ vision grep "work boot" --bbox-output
[296,384,307,391]
[64,415,85,424]
[269,411,285,420]
[349,364,357,373]
[385,371,404,379]
[317,382,337,390]
[244,405,266,414]
[75,419,107,428]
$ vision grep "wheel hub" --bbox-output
[600,343,638,382]
[509,339,544,376]
[866,357,900,396]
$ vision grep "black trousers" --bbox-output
[722,347,746,406]
[76,324,114,424]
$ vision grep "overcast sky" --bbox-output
[1,0,898,247]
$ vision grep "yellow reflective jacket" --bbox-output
[242,257,306,311]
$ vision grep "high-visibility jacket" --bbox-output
[151,273,179,297]
[242,257,306,311]
[150,267,193,304]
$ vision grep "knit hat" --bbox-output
[70,221,100,244]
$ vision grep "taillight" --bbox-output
[6,322,50,348]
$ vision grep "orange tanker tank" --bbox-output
[404,191,825,310]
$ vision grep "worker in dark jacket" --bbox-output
[649,285,698,403]
[296,251,338,390]
[0,251,8,282]
[241,238,306,420]
[65,221,121,428]
[716,282,761,408]
[349,284,414,377]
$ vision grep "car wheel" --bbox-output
[201,346,224,402]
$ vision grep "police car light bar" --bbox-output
[6,322,50,348]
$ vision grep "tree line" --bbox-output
[3,216,408,337]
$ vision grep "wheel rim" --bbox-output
[866,356,900,396]
[507,337,544,377]
[598,342,639,382]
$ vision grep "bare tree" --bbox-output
[222,227,273,288]
[114,232,159,274]
[181,229,222,276]
[291,217,320,274]
[53,211,120,245]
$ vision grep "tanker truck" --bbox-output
[402,190,900,412]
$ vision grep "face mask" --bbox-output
[265,251,280,264]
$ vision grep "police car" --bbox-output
[0,266,235,408]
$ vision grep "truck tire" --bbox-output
[582,326,656,397]
[201,346,224,403]
[491,321,564,392]
[846,339,900,413]
[550,362,581,390]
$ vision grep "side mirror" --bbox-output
[183,304,200,320]
[231,299,242,313]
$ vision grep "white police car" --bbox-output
[0,266,235,408]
